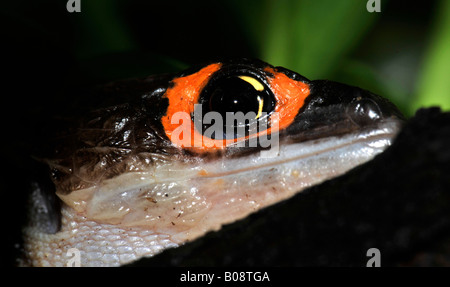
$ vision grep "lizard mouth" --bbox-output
[20,117,401,267]
[56,118,402,241]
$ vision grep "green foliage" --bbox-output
[412,0,450,114]
[230,0,450,116]
[230,0,378,79]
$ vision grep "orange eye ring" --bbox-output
[161,63,310,153]
[264,67,310,133]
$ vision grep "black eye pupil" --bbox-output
[197,74,276,140]
[209,77,262,117]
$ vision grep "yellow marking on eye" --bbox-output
[255,96,264,119]
[238,75,265,92]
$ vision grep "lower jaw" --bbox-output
[23,119,401,266]
[21,206,181,267]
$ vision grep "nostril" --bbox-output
[347,97,382,126]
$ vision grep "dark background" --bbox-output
[3,0,450,115]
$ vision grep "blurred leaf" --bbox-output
[71,1,189,83]
[230,0,379,79]
[413,0,450,113]
[75,0,136,59]
[337,60,410,115]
